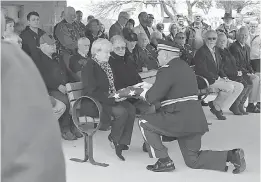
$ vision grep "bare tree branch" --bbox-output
[160,0,175,20]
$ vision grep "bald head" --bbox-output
[64,6,76,24]
[78,37,90,55]
[237,26,249,44]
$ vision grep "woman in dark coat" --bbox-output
[81,38,136,161]
[217,33,253,115]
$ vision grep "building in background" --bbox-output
[1,1,66,33]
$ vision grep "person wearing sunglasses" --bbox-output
[174,32,194,66]
[194,30,244,120]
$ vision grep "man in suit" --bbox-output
[133,12,153,40]
[194,30,244,120]
[136,57,246,173]
[2,11,66,180]
[230,26,260,113]
[109,11,130,40]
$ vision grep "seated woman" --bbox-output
[81,38,136,161]
[69,37,90,79]
[166,23,179,42]
[217,33,253,115]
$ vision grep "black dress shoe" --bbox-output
[108,134,115,149]
[120,144,129,150]
[142,142,148,152]
[209,101,226,120]
[229,149,246,174]
[238,104,248,115]
[147,159,175,172]
[115,144,125,161]
[246,105,260,113]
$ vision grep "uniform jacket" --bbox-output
[109,21,123,40]
[2,41,66,182]
[141,58,209,136]
[229,41,254,74]
[216,23,237,40]
[20,26,45,61]
[133,24,153,39]
[194,44,226,85]
[109,52,142,91]
[185,22,210,50]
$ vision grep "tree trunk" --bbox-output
[160,1,175,21]
[186,0,193,22]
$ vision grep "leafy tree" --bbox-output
[216,0,260,14]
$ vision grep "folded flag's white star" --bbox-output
[113,93,120,99]
[129,90,136,96]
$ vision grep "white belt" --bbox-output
[161,95,198,107]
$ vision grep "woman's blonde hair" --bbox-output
[169,23,178,33]
[91,38,112,56]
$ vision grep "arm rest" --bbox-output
[72,96,103,136]
[196,75,210,90]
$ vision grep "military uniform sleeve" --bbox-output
[1,42,66,182]
[145,65,173,104]
[55,23,77,50]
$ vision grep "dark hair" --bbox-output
[175,32,185,38]
[86,19,100,31]
[138,12,147,20]
[5,16,15,24]
[76,10,82,14]
[87,15,94,21]
[27,11,39,21]
[127,18,135,27]
[122,27,138,42]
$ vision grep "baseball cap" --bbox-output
[122,27,138,42]
[40,33,55,45]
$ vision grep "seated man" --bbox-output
[194,30,244,120]
[133,33,159,72]
[217,33,253,115]
[230,26,260,113]
[174,32,195,66]
[69,37,90,79]
[38,33,82,140]
[136,57,246,173]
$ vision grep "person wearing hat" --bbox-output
[38,33,82,140]
[216,13,237,45]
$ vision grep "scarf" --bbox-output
[93,57,116,94]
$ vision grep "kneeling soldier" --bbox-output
[137,57,246,173]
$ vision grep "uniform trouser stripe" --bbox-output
[138,119,157,158]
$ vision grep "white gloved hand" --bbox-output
[133,82,152,89]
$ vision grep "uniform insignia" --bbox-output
[161,65,169,68]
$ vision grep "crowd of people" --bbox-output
[2,5,260,175]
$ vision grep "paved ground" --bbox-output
[63,101,260,182]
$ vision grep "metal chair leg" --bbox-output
[87,135,109,167]
[70,134,89,162]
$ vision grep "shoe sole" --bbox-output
[232,149,246,174]
[210,109,226,120]
[147,166,175,172]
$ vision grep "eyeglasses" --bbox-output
[115,46,126,51]
[207,37,217,40]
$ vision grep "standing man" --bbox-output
[109,11,130,40]
[147,14,155,30]
[2,12,66,181]
[55,6,80,81]
[73,10,86,37]
[133,12,153,40]
[185,13,210,52]
[230,26,260,112]
[177,16,186,33]
[136,57,246,173]
[216,13,237,45]
[20,11,45,62]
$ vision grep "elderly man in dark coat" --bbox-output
[109,11,130,40]
[136,57,246,174]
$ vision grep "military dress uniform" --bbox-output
[137,58,246,173]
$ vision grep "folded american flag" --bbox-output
[108,86,145,99]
